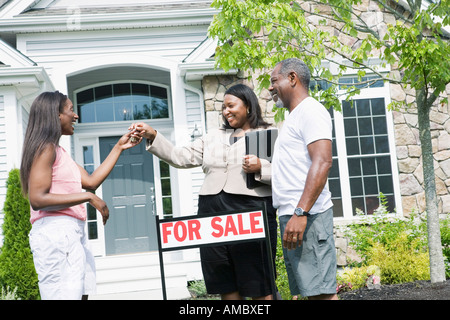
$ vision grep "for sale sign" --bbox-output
[155,206,276,300]
[159,209,266,250]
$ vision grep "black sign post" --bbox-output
[155,204,277,300]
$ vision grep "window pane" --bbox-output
[83,146,94,164]
[352,197,365,215]
[367,77,384,88]
[79,103,95,123]
[132,83,150,96]
[342,100,355,117]
[376,156,391,174]
[344,118,358,136]
[161,179,171,196]
[361,157,376,175]
[348,158,361,176]
[87,203,97,220]
[360,136,374,154]
[88,221,98,240]
[346,137,360,155]
[160,161,170,177]
[339,77,352,89]
[365,196,379,214]
[151,98,169,119]
[379,175,394,194]
[373,117,387,134]
[162,197,173,217]
[329,179,341,197]
[332,199,343,217]
[84,164,94,175]
[385,195,396,213]
[151,85,167,99]
[114,101,133,121]
[375,136,389,153]
[350,177,363,196]
[78,88,94,104]
[358,118,373,136]
[96,103,114,122]
[132,99,151,120]
[364,176,378,195]
[329,159,340,178]
[356,99,370,116]
[114,83,131,96]
[371,98,385,115]
[95,85,112,100]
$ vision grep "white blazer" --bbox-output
[145,127,272,197]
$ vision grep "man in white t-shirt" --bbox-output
[270,58,337,300]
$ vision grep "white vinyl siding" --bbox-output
[17,26,209,76]
[0,96,6,244]
[184,88,205,215]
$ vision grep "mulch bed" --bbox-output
[338,279,450,300]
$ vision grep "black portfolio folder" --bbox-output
[245,128,278,188]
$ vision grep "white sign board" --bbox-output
[159,210,266,250]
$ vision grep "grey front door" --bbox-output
[100,136,157,255]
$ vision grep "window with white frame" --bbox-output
[319,77,400,218]
[82,145,98,239]
[159,159,173,218]
[76,82,169,123]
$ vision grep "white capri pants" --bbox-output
[29,215,96,300]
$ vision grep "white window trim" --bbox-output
[332,82,403,221]
[73,79,173,126]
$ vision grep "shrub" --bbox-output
[344,213,427,267]
[0,286,20,300]
[367,232,430,284]
[0,169,40,300]
[440,215,450,278]
[337,265,381,293]
[275,228,294,300]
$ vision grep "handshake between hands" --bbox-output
[128,122,157,143]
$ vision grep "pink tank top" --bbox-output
[30,146,87,224]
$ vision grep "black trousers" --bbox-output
[197,191,277,297]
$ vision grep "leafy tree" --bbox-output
[208,0,449,282]
[0,169,40,299]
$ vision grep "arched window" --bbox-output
[75,82,169,123]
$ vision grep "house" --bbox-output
[0,0,224,299]
[0,0,449,299]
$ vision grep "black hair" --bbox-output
[222,83,271,129]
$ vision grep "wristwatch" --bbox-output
[294,207,309,217]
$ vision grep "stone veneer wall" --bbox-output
[201,0,450,266]
[392,86,450,215]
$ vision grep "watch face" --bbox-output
[295,207,309,216]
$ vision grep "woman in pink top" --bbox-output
[20,91,141,300]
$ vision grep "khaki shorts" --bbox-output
[279,207,337,297]
[29,215,96,300]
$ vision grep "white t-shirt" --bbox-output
[272,96,333,216]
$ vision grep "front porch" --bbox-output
[90,250,202,300]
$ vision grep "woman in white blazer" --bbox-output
[130,84,277,300]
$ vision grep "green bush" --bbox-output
[340,193,450,291]
[344,213,428,267]
[440,215,450,278]
[368,232,430,284]
[337,265,380,292]
[0,169,40,300]
[275,226,294,300]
